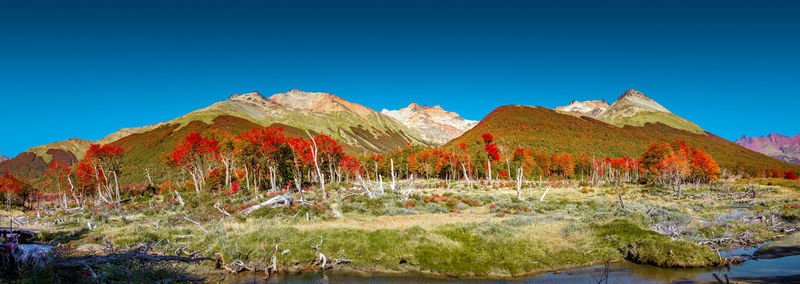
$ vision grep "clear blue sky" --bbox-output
[2,0,798,157]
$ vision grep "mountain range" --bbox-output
[0,155,8,163]
[2,88,797,180]
[0,90,476,179]
[735,133,800,164]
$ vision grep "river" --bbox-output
[226,241,800,283]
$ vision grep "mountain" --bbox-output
[170,89,429,152]
[381,103,479,144]
[0,138,89,179]
[554,100,609,118]
[735,133,800,164]
[554,89,704,134]
[0,155,8,162]
[1,90,431,180]
[445,105,799,175]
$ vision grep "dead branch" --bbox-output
[213,202,231,217]
[182,216,209,234]
[239,194,292,215]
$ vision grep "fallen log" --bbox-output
[239,194,292,215]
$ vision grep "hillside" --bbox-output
[381,103,478,144]
[735,133,800,164]
[23,138,94,163]
[445,105,799,174]
[0,138,92,179]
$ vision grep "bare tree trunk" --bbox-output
[145,168,154,186]
[379,175,384,193]
[113,171,121,204]
[461,163,472,185]
[487,160,492,181]
[516,168,524,200]
[244,165,251,192]
[390,159,397,192]
[269,166,278,192]
[307,131,326,199]
[67,175,80,206]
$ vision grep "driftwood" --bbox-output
[239,194,292,215]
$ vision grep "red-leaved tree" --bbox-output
[167,133,220,193]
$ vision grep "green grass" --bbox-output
[595,220,720,267]
[608,111,705,134]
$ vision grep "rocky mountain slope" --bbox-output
[735,133,800,164]
[381,103,478,144]
[445,105,799,175]
[554,89,704,134]
[554,100,609,118]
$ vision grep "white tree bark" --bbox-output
[307,131,326,199]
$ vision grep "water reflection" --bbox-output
[226,242,800,283]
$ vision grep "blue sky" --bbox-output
[1,0,798,157]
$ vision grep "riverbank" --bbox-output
[3,178,800,282]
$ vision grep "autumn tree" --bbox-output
[286,137,312,192]
[0,172,34,208]
[236,127,287,192]
[482,134,500,181]
[44,161,80,208]
[688,148,720,182]
[659,149,691,196]
[640,142,672,179]
[314,134,345,184]
[208,129,237,189]
[84,144,126,203]
[167,133,220,193]
[338,155,362,182]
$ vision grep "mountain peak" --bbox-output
[382,103,478,144]
[619,88,645,99]
[612,88,670,113]
[229,91,268,101]
[407,102,423,110]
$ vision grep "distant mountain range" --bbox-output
[0,155,9,162]
[735,133,800,164]
[382,103,478,144]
